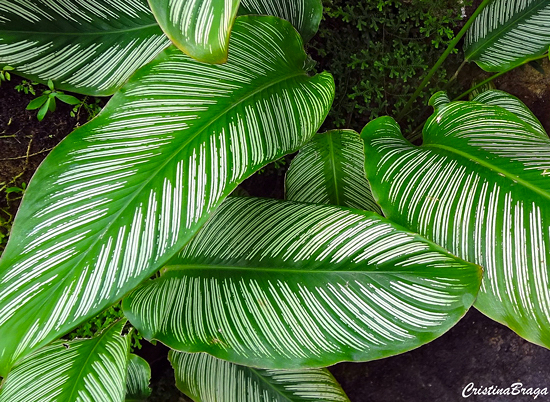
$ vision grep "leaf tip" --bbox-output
[428,91,451,112]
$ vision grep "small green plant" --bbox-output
[4,182,26,196]
[70,96,103,121]
[0,181,25,253]
[14,79,38,95]
[0,66,13,85]
[65,302,143,351]
[309,0,470,131]
[0,211,11,253]
[257,155,288,175]
[26,80,81,121]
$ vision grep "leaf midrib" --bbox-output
[105,68,309,245]
[426,143,550,201]
[326,132,342,206]
[163,264,444,276]
[465,1,549,61]
[65,322,122,402]
[0,22,160,36]
[247,367,294,402]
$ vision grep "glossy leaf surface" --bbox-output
[240,0,323,42]
[464,0,550,72]
[362,92,550,348]
[148,0,240,63]
[285,130,382,213]
[0,16,334,376]
[170,351,350,402]
[125,354,151,402]
[124,197,481,369]
[0,321,129,402]
[0,0,170,96]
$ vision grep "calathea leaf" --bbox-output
[123,197,481,369]
[471,90,547,138]
[464,0,550,72]
[0,15,334,376]
[125,354,151,402]
[0,320,129,402]
[148,0,240,64]
[239,0,323,42]
[0,0,170,96]
[169,351,350,402]
[361,92,550,348]
[285,129,382,213]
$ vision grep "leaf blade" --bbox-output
[125,354,151,402]
[0,321,129,402]
[285,129,382,213]
[148,0,241,64]
[123,197,481,369]
[0,0,170,96]
[239,0,323,42]
[464,0,550,72]
[170,351,350,402]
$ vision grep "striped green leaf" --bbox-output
[123,197,481,369]
[0,321,129,402]
[471,90,547,138]
[125,354,151,402]
[240,0,323,42]
[0,15,334,377]
[0,0,170,96]
[361,92,550,348]
[464,0,550,72]
[148,0,240,64]
[170,351,350,402]
[285,130,382,213]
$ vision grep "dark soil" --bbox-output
[0,76,102,247]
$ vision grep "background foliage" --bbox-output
[309,0,470,131]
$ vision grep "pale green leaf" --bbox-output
[239,0,323,42]
[470,90,547,138]
[362,95,550,348]
[285,129,382,213]
[170,351,350,402]
[464,0,550,72]
[125,354,151,402]
[0,16,334,376]
[0,321,129,402]
[148,0,240,64]
[123,197,481,369]
[0,0,170,96]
